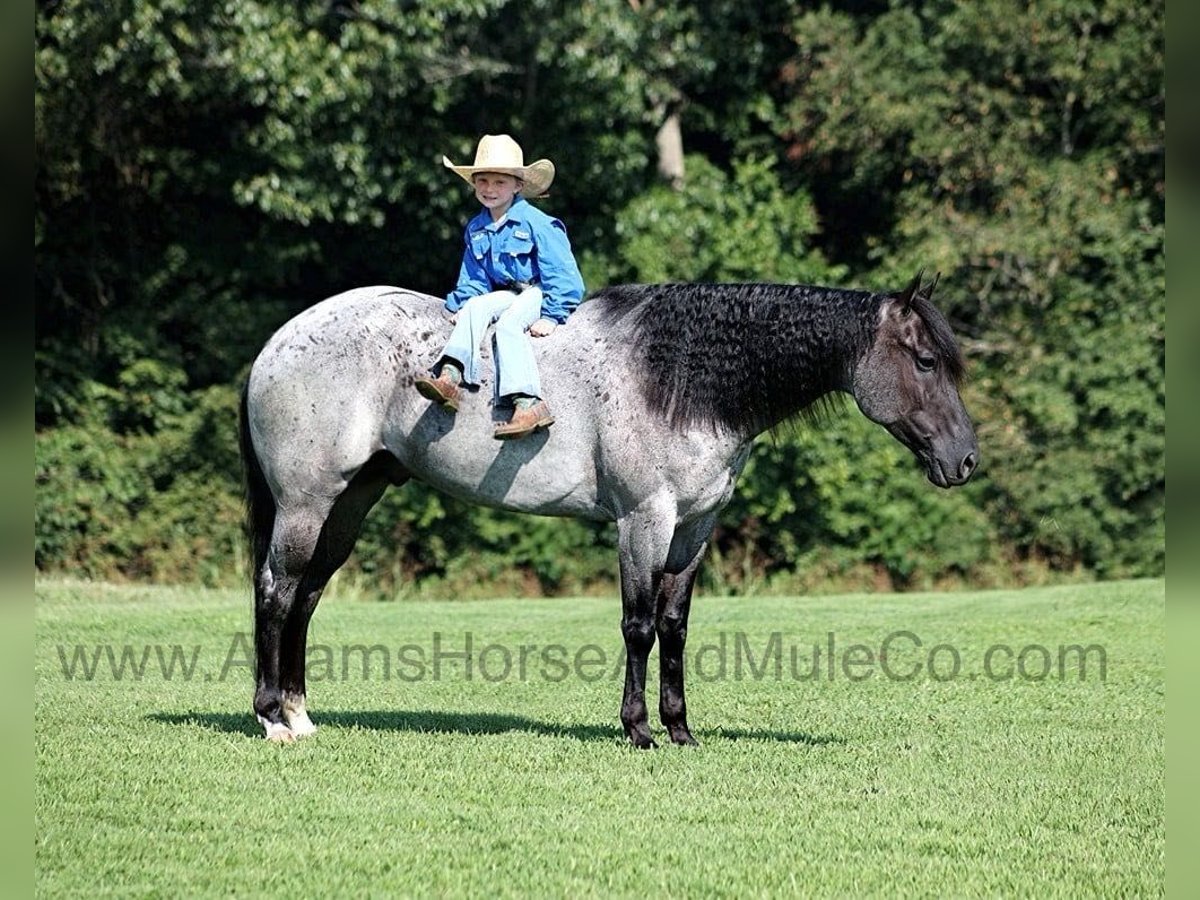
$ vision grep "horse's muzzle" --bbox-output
[928,447,979,488]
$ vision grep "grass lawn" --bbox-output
[36,578,1164,896]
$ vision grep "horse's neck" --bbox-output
[759,292,867,401]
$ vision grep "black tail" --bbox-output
[239,381,275,579]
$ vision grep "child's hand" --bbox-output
[529,319,556,337]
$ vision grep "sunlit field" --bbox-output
[36,579,1163,895]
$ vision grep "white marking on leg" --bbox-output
[258,714,295,742]
[282,694,318,737]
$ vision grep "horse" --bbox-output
[239,273,979,746]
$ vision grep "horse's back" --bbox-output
[253,286,442,374]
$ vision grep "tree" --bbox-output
[35,0,1165,589]
[775,0,1164,575]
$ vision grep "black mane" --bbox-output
[592,282,881,434]
[592,280,965,435]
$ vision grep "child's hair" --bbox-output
[471,172,524,187]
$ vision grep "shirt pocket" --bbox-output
[502,237,535,279]
[504,237,535,261]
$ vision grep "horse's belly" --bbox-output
[389,417,609,520]
[409,462,608,519]
[418,469,608,519]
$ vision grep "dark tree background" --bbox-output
[34,0,1164,596]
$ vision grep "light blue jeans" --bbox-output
[441,287,544,399]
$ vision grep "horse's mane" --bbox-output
[591,282,879,433]
[590,281,964,434]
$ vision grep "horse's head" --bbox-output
[852,273,979,488]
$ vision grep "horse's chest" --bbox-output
[603,439,751,522]
[674,444,752,519]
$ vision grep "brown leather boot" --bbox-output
[493,400,555,440]
[414,371,461,412]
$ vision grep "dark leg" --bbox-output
[616,504,675,749]
[254,508,327,741]
[656,541,707,746]
[254,453,404,741]
[274,458,405,739]
[276,455,405,738]
[619,578,658,749]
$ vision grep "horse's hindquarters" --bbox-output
[247,289,445,501]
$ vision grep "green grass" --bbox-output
[36,578,1164,896]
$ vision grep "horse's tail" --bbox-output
[239,380,275,580]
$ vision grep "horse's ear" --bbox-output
[920,271,941,301]
[898,270,923,313]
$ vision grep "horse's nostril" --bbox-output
[959,451,977,480]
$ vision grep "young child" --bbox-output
[415,134,586,440]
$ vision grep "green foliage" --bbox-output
[348,486,617,599]
[779,0,1164,578]
[610,154,843,285]
[35,377,244,585]
[705,411,999,593]
[34,0,1164,592]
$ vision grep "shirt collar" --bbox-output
[504,196,529,223]
[470,195,529,232]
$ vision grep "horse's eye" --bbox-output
[916,354,936,372]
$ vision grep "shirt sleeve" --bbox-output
[531,216,586,324]
[445,228,490,312]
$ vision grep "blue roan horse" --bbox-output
[240,274,978,745]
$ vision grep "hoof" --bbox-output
[287,714,318,738]
[258,715,296,742]
[263,722,295,742]
[281,694,317,737]
[668,728,699,747]
[626,729,658,750]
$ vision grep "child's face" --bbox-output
[472,172,521,214]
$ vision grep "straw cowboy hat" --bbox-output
[442,134,556,198]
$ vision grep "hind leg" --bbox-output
[254,503,331,742]
[272,455,406,740]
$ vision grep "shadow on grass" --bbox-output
[150,709,618,742]
[149,709,842,746]
[709,726,845,746]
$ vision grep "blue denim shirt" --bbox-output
[445,196,586,324]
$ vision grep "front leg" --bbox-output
[616,499,676,749]
[656,523,712,746]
